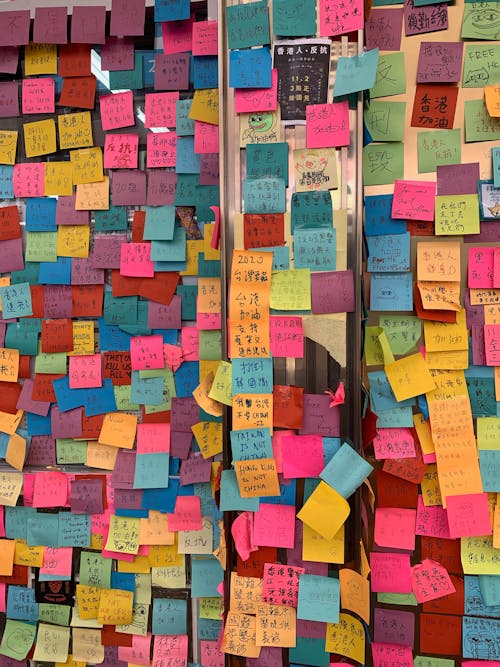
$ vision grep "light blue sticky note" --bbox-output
[294,227,336,271]
[367,232,411,273]
[465,576,500,617]
[320,442,373,498]
[232,358,273,394]
[229,47,272,89]
[219,469,260,512]
[230,428,273,461]
[244,177,286,214]
[252,245,290,270]
[0,166,14,199]
[334,48,379,97]
[493,147,500,188]
[150,227,187,262]
[463,615,500,660]
[27,514,59,547]
[479,450,500,492]
[7,586,39,622]
[152,598,187,635]
[144,206,176,241]
[365,194,407,236]
[376,406,414,428]
[58,513,91,547]
[176,99,195,136]
[176,136,201,174]
[323,437,341,465]
[479,575,500,608]
[368,370,415,412]
[297,574,340,623]
[134,453,170,489]
[370,272,413,311]
[191,557,224,597]
[4,506,37,540]
[0,282,32,318]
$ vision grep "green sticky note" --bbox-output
[362,143,404,185]
[34,349,68,374]
[56,439,87,465]
[0,619,36,660]
[377,592,418,605]
[463,44,500,87]
[414,657,454,667]
[144,205,176,241]
[80,551,112,588]
[417,128,461,173]
[199,330,222,361]
[94,206,128,232]
[364,101,406,142]
[435,193,480,235]
[465,99,500,142]
[139,366,175,379]
[38,603,71,626]
[370,52,406,98]
[462,2,500,40]
[272,0,316,36]
[114,385,141,411]
[25,231,58,262]
[379,315,422,356]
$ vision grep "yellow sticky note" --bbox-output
[435,194,480,236]
[179,239,203,276]
[325,613,365,663]
[364,326,384,366]
[71,147,104,185]
[234,458,281,497]
[148,542,183,568]
[151,562,187,588]
[71,628,104,665]
[86,442,118,470]
[76,585,101,619]
[298,481,350,541]
[199,359,220,382]
[302,523,345,564]
[13,540,44,568]
[75,177,109,211]
[385,353,436,402]
[424,309,468,353]
[270,269,311,311]
[0,472,23,506]
[33,624,70,664]
[57,225,90,258]
[378,329,395,365]
[461,536,500,575]
[208,361,232,407]
[6,433,26,471]
[221,611,261,658]
[339,569,370,624]
[24,119,57,157]
[193,372,223,417]
[477,417,500,450]
[105,515,140,555]
[203,223,220,260]
[413,413,435,458]
[189,89,219,125]
[485,85,500,117]
[191,420,223,459]
[44,162,73,196]
[427,369,468,402]
[0,131,18,165]
[117,555,152,574]
[0,538,15,575]
[25,43,57,75]
[425,349,469,370]
[58,112,93,150]
[97,588,134,625]
[71,321,95,356]
[199,597,223,620]
[98,412,138,449]
[56,656,86,667]
[256,603,296,647]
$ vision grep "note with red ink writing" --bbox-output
[262,562,304,607]
[69,354,102,389]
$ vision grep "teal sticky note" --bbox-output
[493,147,500,188]
[291,191,332,232]
[103,292,138,326]
[191,557,224,597]
[272,0,316,36]
[290,638,330,667]
[152,598,187,635]
[94,206,128,232]
[5,506,37,540]
[0,166,14,199]
[176,136,201,174]
[320,442,373,498]
[27,514,59,547]
[334,48,379,97]
[293,227,336,271]
[0,282,32,318]
[144,205,176,240]
[251,245,290,270]
[244,177,286,214]
[177,284,198,320]
[5,319,41,355]
[246,142,289,185]
[479,575,500,607]
[230,428,273,461]
[109,52,144,90]
[176,99,195,136]
[376,406,415,428]
[58,513,91,547]
[130,371,165,406]
[297,574,340,623]
[150,227,187,262]
[134,453,170,489]
[226,0,270,49]
[232,358,273,394]
[11,262,39,285]
[219,469,260,512]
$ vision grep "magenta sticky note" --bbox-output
[51,406,83,439]
[111,450,136,489]
[154,53,190,91]
[417,41,463,84]
[33,7,68,44]
[56,194,90,226]
[170,396,199,432]
[0,82,19,118]
[374,607,415,647]
[436,162,479,196]
[71,5,107,44]
[25,435,56,466]
[111,170,147,206]
[199,153,219,185]
[100,36,135,70]
[311,270,355,314]
[110,0,146,36]
[147,296,182,329]
[411,559,456,604]
[22,78,55,115]
[17,379,50,417]
[147,170,178,205]
[91,233,127,269]
[179,454,212,485]
[170,430,193,459]
[365,8,403,51]
[44,285,73,318]
[0,238,24,273]
[370,551,412,593]
[0,47,19,74]
[299,393,340,436]
[0,11,30,47]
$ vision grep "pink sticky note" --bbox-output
[319,0,364,37]
[163,343,183,372]
[119,634,152,665]
[234,68,278,114]
[411,558,456,603]
[468,247,494,288]
[392,179,436,221]
[22,473,35,506]
[194,121,219,154]
[494,247,500,288]
[370,552,412,593]
[210,205,220,250]
[372,643,413,667]
[100,91,134,131]
[374,507,416,551]
[181,327,200,361]
[0,506,4,537]
[136,423,171,453]
[306,101,350,148]
[32,471,68,508]
[146,131,177,168]
[153,634,188,664]
[373,427,416,460]
[192,20,218,57]
[231,511,255,561]
[161,15,195,54]
[22,78,55,115]
[120,242,154,278]
[197,312,222,330]
[40,546,73,576]
[145,91,179,128]
[446,492,493,538]
[104,133,139,169]
[253,503,296,548]
[200,640,224,667]
[168,495,203,531]
[130,334,165,371]
[484,324,500,366]
[0,583,5,612]
[69,354,103,389]
[271,430,295,474]
[262,562,304,607]
[270,316,304,358]
[281,434,324,479]
[415,495,451,539]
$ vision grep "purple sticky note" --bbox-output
[300,394,340,437]
[44,285,73,318]
[70,478,104,514]
[0,47,19,74]
[51,406,83,439]
[0,11,30,47]
[147,295,182,329]
[374,607,415,647]
[365,8,403,51]
[417,41,463,83]
[33,7,68,44]
[247,647,283,667]
[199,153,219,185]
[71,5,107,44]
[56,194,90,226]
[465,289,485,328]
[311,270,355,314]
[472,325,486,366]
[0,238,24,273]
[17,379,50,417]
[0,654,28,667]
[147,170,178,205]
[436,162,479,196]
[180,454,212,485]
[295,619,327,639]
[170,396,199,432]
[25,435,56,466]
[71,257,105,285]
[170,430,193,459]
[102,645,128,667]
[154,53,190,91]
[404,0,447,36]
[0,323,5,347]
[111,170,147,206]
[100,36,135,71]
[0,82,19,118]
[91,234,127,269]
[110,0,146,37]
[464,220,500,244]
[111,450,136,489]
[114,488,144,510]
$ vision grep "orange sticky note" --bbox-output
[485,85,500,117]
[0,348,19,383]
[0,539,16,576]
[339,569,370,624]
[6,433,26,471]
[75,176,109,210]
[234,458,281,498]
[98,412,137,449]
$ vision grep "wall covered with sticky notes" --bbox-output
[364,0,500,666]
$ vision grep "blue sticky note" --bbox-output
[297,574,340,623]
[38,257,72,284]
[493,147,500,188]
[95,206,128,232]
[232,358,273,394]
[193,56,218,89]
[294,227,336,271]
[320,442,373,498]
[291,191,333,232]
[176,137,201,174]
[152,598,187,635]
[176,99,195,136]
[7,586,39,622]
[370,272,413,311]
[142,478,180,513]
[290,638,330,667]
[376,406,414,428]
[479,450,500,492]
[220,469,260,512]
[253,245,290,270]
[230,428,273,461]
[0,166,14,199]
[191,557,223,597]
[334,48,379,97]
[244,177,286,214]
[5,506,37,540]
[144,206,176,241]
[26,412,52,437]
[53,376,86,412]
[479,575,500,608]
[0,282,32,318]
[175,361,199,397]
[27,514,59,547]
[111,572,135,593]
[25,197,57,231]
[98,318,132,351]
[465,576,500,617]
[323,437,341,465]
[150,227,187,262]
[226,0,270,49]
[367,232,411,273]
[265,478,297,505]
[154,0,190,22]
[134,453,170,489]
[365,194,407,236]
[58,513,91,547]
[463,615,500,660]
[229,47,272,89]
[246,142,289,185]
[83,379,117,416]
